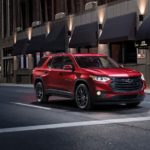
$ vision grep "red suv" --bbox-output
[32,53,146,110]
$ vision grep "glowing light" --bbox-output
[137,0,148,15]
[28,54,32,58]
[68,16,73,31]
[96,91,101,96]
[98,7,105,24]
[44,51,50,56]
[46,22,50,34]
[27,27,32,40]
[98,44,105,50]
[70,48,76,54]
[98,44,109,55]
[14,32,17,44]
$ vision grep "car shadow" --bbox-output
[31,96,150,115]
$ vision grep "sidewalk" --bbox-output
[0,83,150,94]
[0,83,33,88]
[145,87,150,94]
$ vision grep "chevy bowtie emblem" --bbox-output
[125,79,133,83]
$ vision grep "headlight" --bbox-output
[90,75,110,82]
[141,73,145,81]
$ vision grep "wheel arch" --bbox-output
[74,79,90,94]
[34,77,44,89]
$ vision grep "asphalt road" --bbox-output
[0,85,150,150]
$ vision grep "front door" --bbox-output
[47,56,75,94]
[60,56,76,93]
[47,56,64,90]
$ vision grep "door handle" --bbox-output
[59,72,63,76]
[44,71,49,74]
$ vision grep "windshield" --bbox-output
[75,56,120,68]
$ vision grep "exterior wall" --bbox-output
[72,9,97,27]
[0,0,2,82]
[32,0,41,22]
[96,0,150,86]
[0,0,150,85]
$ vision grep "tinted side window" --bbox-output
[37,57,47,67]
[51,56,64,69]
[63,56,73,66]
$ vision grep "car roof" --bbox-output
[45,53,106,57]
[72,53,106,57]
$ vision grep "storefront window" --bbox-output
[47,0,52,21]
[3,0,7,37]
[40,0,46,23]
[75,0,84,13]
[67,0,73,14]
[137,49,146,59]
[98,0,118,5]
[20,1,26,30]
[18,55,29,69]
[110,42,137,64]
[3,47,13,57]
[28,0,33,26]
[3,59,14,78]
[32,53,43,68]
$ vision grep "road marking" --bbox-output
[1,116,150,134]
[12,102,51,110]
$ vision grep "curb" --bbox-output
[0,83,33,88]
[144,89,150,94]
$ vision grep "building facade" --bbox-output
[0,0,150,84]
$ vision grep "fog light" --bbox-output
[96,91,101,96]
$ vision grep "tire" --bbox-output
[75,84,93,110]
[35,82,49,103]
[126,102,141,108]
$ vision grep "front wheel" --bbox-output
[75,84,93,110]
[35,82,49,103]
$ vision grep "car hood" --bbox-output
[82,68,141,77]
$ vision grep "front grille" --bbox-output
[110,76,143,92]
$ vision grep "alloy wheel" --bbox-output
[75,84,90,109]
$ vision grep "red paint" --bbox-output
[32,53,146,105]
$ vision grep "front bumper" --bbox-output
[88,78,146,105]
[94,93,145,105]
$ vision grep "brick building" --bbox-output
[0,0,150,84]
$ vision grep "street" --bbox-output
[0,85,150,150]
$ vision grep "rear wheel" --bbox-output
[75,84,93,110]
[35,82,49,103]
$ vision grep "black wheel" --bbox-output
[35,82,49,103]
[126,102,141,108]
[75,84,92,110]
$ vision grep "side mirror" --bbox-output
[63,65,74,71]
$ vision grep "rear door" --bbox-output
[46,56,64,90]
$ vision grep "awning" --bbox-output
[99,13,136,43]
[43,20,67,52]
[69,22,98,48]
[26,34,46,54]
[136,16,150,41]
[13,39,29,56]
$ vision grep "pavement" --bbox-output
[0,84,150,150]
[0,83,150,94]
